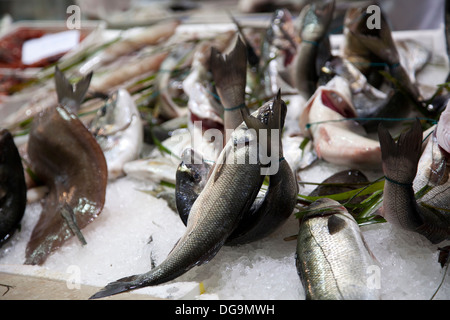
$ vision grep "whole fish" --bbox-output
[295,198,380,300]
[90,90,284,299]
[292,0,335,101]
[378,120,450,244]
[89,89,143,180]
[25,67,108,265]
[299,76,381,168]
[0,129,27,246]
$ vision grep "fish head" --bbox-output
[178,148,211,191]
[298,0,335,42]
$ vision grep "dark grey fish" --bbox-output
[0,129,27,247]
[296,198,379,300]
[378,120,450,244]
[175,148,212,226]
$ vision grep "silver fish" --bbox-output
[378,120,450,244]
[90,89,143,180]
[296,198,380,300]
[89,91,284,299]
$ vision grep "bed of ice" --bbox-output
[0,157,449,300]
[1,24,450,300]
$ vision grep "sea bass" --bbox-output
[378,120,450,244]
[25,67,108,265]
[90,90,284,299]
[89,89,143,180]
[0,129,27,247]
[296,198,380,300]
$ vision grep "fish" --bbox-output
[154,42,194,120]
[0,129,27,246]
[378,120,450,244]
[25,67,108,265]
[175,95,298,245]
[89,90,284,299]
[299,76,381,168]
[175,148,212,226]
[89,88,143,180]
[77,19,180,75]
[210,36,248,143]
[343,6,424,114]
[436,100,450,154]
[295,198,380,300]
[259,8,299,98]
[292,0,335,101]
[182,31,236,132]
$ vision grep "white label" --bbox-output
[21,29,80,65]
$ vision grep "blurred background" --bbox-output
[0,0,445,31]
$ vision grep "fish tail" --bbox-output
[210,36,247,111]
[54,66,93,112]
[378,119,423,184]
[89,274,145,299]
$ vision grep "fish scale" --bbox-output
[296,199,380,300]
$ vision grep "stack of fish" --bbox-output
[0,0,449,300]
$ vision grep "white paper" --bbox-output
[21,29,80,65]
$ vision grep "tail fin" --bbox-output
[210,36,247,114]
[89,274,144,299]
[378,119,423,183]
[54,66,93,113]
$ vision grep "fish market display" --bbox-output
[24,68,107,265]
[296,198,380,300]
[0,2,449,301]
[0,129,27,247]
[90,93,285,299]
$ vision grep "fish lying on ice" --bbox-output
[25,67,108,265]
[175,93,298,246]
[0,129,27,247]
[90,91,285,299]
[378,120,450,244]
[296,198,380,300]
[89,89,143,180]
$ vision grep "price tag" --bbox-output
[21,29,80,65]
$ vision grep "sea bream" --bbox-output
[299,76,381,168]
[296,198,380,300]
[25,67,108,265]
[0,129,27,247]
[378,119,450,244]
[90,90,285,299]
[89,88,143,180]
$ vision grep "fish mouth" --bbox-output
[320,89,356,118]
